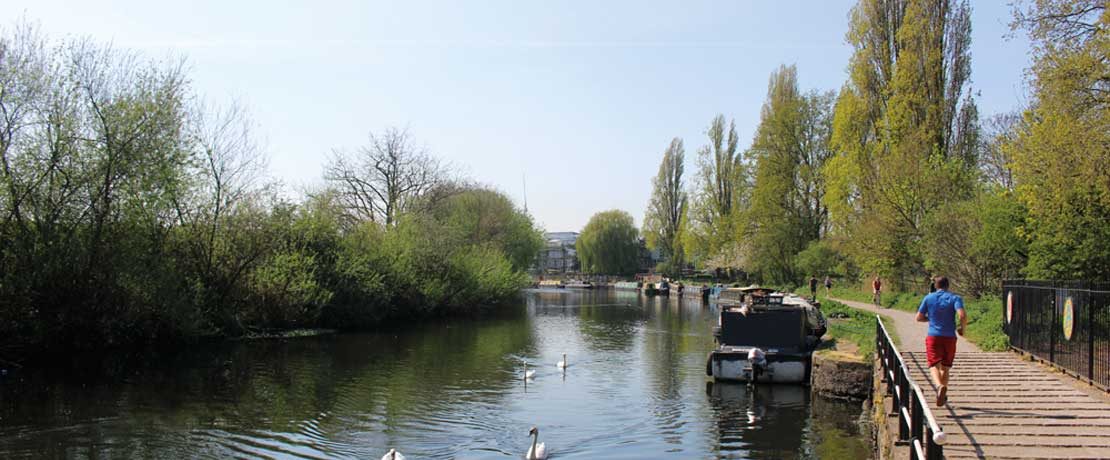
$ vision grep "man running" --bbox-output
[872,275,882,306]
[808,276,818,301]
[915,276,967,407]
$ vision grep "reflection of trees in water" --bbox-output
[804,396,872,459]
[642,296,716,445]
[0,312,537,458]
[705,382,810,459]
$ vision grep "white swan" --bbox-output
[523,362,536,380]
[381,448,405,460]
[556,353,567,369]
[526,426,547,459]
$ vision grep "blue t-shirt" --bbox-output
[918,290,965,337]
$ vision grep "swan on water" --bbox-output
[556,353,567,369]
[524,362,536,380]
[526,426,547,460]
[381,448,405,460]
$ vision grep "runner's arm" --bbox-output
[916,297,928,322]
[956,304,967,335]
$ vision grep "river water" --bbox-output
[0,289,870,459]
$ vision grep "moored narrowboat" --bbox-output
[707,287,825,383]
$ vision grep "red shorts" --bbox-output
[925,336,958,368]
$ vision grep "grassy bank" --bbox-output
[826,287,1008,351]
[817,298,899,357]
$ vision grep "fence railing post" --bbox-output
[1090,288,1095,383]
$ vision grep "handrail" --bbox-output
[876,316,945,460]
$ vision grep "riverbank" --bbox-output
[809,299,895,401]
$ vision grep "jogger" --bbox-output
[915,276,967,407]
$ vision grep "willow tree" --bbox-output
[744,65,835,284]
[643,138,687,274]
[1007,0,1109,280]
[577,210,641,275]
[825,0,978,288]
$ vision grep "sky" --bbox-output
[2,1,1032,232]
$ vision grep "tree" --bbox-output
[643,138,687,272]
[922,190,1028,295]
[825,0,978,288]
[324,128,447,226]
[744,65,836,284]
[686,115,746,265]
[431,186,544,271]
[1007,0,1110,280]
[576,210,641,275]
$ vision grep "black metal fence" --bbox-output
[1002,280,1110,391]
[876,316,944,460]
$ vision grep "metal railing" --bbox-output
[876,316,945,460]
[1003,280,1110,391]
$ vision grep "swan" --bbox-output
[525,426,547,459]
[523,362,536,380]
[381,448,405,460]
[556,353,567,369]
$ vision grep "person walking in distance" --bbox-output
[871,275,882,306]
[823,275,832,297]
[915,276,967,407]
[808,276,818,301]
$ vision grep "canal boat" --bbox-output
[613,281,640,290]
[654,280,671,296]
[678,284,711,301]
[564,280,594,289]
[537,280,564,289]
[706,288,826,383]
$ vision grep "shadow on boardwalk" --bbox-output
[831,297,1110,459]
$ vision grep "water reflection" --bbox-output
[0,289,868,459]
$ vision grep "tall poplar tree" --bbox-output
[825,0,978,288]
[685,115,746,267]
[643,138,687,273]
[745,65,836,284]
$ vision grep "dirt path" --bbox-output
[828,297,982,353]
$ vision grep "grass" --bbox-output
[815,298,901,358]
[962,295,1008,351]
[826,287,919,312]
[825,287,1009,352]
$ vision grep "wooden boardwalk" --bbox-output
[830,297,1110,459]
[905,351,1110,459]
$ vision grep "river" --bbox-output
[0,288,870,459]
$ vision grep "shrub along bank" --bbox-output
[0,26,544,361]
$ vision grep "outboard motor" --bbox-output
[747,347,767,382]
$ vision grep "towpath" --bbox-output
[832,297,1110,459]
[828,297,981,353]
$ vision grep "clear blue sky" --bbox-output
[3,1,1030,232]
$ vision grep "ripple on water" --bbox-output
[0,290,868,459]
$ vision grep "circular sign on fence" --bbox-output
[1006,291,1013,324]
[1063,297,1075,341]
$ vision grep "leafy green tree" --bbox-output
[744,65,835,284]
[643,138,687,274]
[686,115,747,267]
[1007,0,1110,280]
[795,240,848,281]
[431,186,544,271]
[825,0,978,289]
[922,190,1028,295]
[577,210,641,275]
